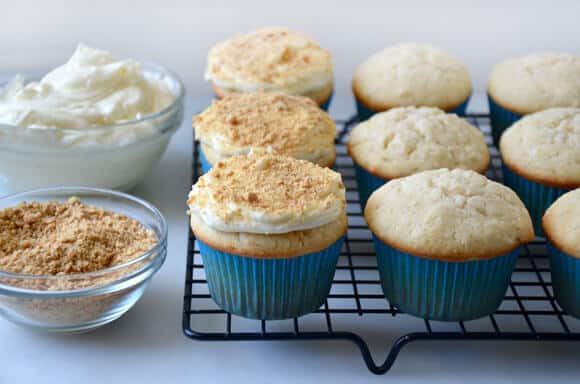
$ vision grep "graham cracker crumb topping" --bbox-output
[195,92,336,158]
[0,197,157,275]
[188,151,345,227]
[206,27,332,87]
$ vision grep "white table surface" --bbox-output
[1,94,578,383]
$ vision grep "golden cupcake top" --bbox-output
[194,92,336,166]
[352,43,471,111]
[543,189,580,258]
[187,151,346,234]
[365,169,534,261]
[347,107,489,179]
[205,27,333,95]
[489,53,580,114]
[500,108,580,188]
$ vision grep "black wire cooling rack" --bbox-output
[183,113,580,375]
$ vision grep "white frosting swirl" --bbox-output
[187,152,346,234]
[0,44,176,147]
[207,73,332,97]
[190,199,344,235]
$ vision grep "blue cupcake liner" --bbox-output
[354,96,470,122]
[353,164,388,209]
[372,236,520,321]
[502,164,568,236]
[199,147,212,173]
[547,242,580,319]
[487,94,523,146]
[198,237,344,320]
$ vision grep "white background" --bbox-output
[1,1,580,383]
[3,0,580,101]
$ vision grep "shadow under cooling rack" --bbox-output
[183,113,580,375]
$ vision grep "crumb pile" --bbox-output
[0,197,157,275]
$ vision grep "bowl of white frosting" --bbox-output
[0,44,184,194]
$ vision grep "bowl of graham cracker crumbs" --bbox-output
[0,187,167,333]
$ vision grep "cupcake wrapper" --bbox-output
[355,96,470,122]
[487,94,523,146]
[199,148,212,173]
[372,236,520,321]
[353,164,388,209]
[198,237,344,320]
[502,164,568,236]
[547,243,580,319]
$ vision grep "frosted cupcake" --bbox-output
[488,52,580,145]
[205,27,334,110]
[352,43,471,120]
[500,108,580,235]
[365,169,534,321]
[187,151,347,320]
[543,189,580,318]
[347,107,489,207]
[194,93,336,173]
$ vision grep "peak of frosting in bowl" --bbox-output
[0,44,175,133]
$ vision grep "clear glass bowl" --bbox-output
[0,63,185,194]
[0,187,167,333]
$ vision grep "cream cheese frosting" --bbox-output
[187,151,346,234]
[194,93,336,166]
[205,27,333,97]
[0,44,176,147]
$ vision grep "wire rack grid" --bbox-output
[183,113,580,375]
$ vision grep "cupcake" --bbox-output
[543,189,580,318]
[187,151,347,320]
[352,43,471,120]
[204,27,334,110]
[500,108,580,236]
[194,92,336,173]
[365,169,534,321]
[347,107,489,208]
[488,52,580,145]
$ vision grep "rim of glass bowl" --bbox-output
[0,62,185,154]
[0,187,168,298]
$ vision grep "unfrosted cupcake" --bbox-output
[543,189,580,318]
[205,27,334,110]
[365,169,534,321]
[194,93,336,172]
[187,151,347,320]
[352,43,471,120]
[500,108,580,235]
[488,52,580,145]
[347,107,489,207]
